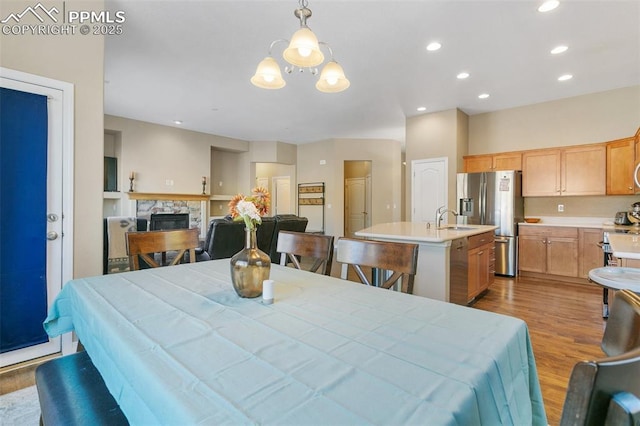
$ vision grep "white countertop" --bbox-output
[519,216,640,232]
[355,222,498,243]
[608,233,640,260]
[588,267,640,291]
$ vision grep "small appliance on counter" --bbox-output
[615,211,632,225]
[629,202,640,225]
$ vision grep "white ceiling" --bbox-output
[104,0,640,147]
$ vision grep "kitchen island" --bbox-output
[355,222,498,304]
[608,232,640,266]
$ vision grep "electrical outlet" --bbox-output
[558,204,564,212]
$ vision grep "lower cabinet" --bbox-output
[519,225,603,281]
[467,231,495,301]
[519,226,578,277]
[618,258,640,268]
[579,228,604,278]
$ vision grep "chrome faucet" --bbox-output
[435,206,446,227]
[436,208,459,229]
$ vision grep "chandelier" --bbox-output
[250,0,350,93]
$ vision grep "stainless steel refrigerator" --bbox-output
[456,170,524,276]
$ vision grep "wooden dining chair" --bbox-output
[560,289,640,425]
[560,346,640,426]
[126,229,199,270]
[276,231,334,275]
[601,289,640,357]
[335,237,419,294]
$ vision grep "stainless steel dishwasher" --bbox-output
[449,237,468,305]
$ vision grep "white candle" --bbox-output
[129,171,134,180]
[262,279,274,304]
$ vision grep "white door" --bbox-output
[412,158,448,224]
[272,176,291,215]
[0,69,73,366]
[345,177,367,237]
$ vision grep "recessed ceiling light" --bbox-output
[417,107,427,112]
[558,74,573,81]
[538,1,559,12]
[426,42,442,51]
[457,72,470,79]
[173,120,183,125]
[478,93,490,99]
[551,45,568,54]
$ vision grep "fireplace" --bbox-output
[126,193,209,238]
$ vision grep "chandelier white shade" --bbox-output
[251,0,349,93]
[283,28,324,68]
[250,56,286,89]
[316,61,350,93]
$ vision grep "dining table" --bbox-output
[44,259,547,425]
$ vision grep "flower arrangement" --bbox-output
[228,186,271,231]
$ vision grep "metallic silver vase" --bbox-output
[230,228,271,298]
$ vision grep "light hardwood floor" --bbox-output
[473,275,606,426]
[0,274,607,425]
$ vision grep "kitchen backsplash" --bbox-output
[525,195,638,218]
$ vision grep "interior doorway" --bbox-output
[344,161,372,238]
[272,176,292,215]
[0,68,74,367]
[411,157,448,224]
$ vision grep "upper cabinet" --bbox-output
[606,137,636,195]
[522,149,561,196]
[463,152,522,173]
[522,144,606,197]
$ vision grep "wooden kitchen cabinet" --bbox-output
[464,155,493,173]
[519,226,578,277]
[467,231,495,301]
[618,258,640,268]
[522,149,561,197]
[606,137,636,195]
[563,145,606,195]
[579,228,604,278]
[463,152,522,173]
[522,145,606,197]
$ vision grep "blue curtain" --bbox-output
[0,87,49,353]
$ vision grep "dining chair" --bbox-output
[335,237,419,294]
[601,289,640,357]
[126,229,199,270]
[276,231,334,275]
[559,289,640,425]
[559,346,640,426]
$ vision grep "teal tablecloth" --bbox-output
[44,260,547,425]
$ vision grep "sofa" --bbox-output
[198,215,308,262]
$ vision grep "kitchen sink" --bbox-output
[439,226,476,231]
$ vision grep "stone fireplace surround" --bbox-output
[126,193,209,239]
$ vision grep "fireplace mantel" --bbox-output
[126,192,209,202]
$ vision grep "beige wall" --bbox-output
[406,87,640,221]
[469,85,640,154]
[525,196,637,219]
[254,162,297,216]
[0,0,105,278]
[249,141,296,164]
[297,138,402,237]
[105,115,248,195]
[468,85,640,219]
[405,109,469,217]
